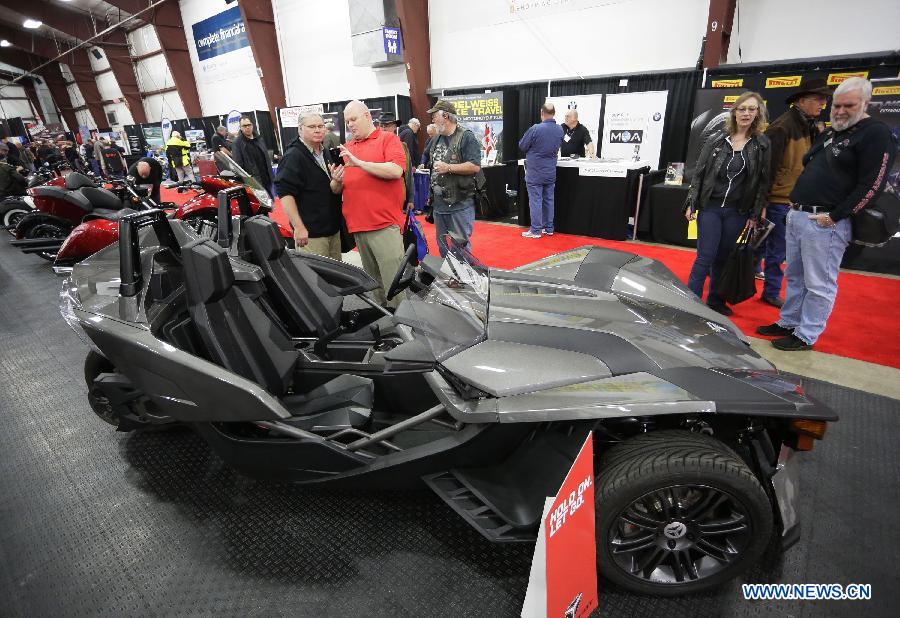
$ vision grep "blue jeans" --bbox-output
[777,208,851,344]
[526,181,555,234]
[687,206,749,306]
[434,199,476,257]
[754,202,789,299]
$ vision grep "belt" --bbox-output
[791,203,832,214]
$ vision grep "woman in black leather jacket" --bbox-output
[684,91,771,315]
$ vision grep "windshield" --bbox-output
[213,152,273,209]
[400,239,489,362]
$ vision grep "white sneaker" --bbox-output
[521,230,542,238]
[543,230,554,236]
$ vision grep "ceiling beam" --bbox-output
[0,47,77,130]
[238,0,285,130]
[104,0,202,117]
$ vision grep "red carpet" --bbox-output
[161,186,900,369]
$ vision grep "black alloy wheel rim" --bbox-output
[608,484,752,585]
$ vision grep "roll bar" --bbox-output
[216,185,254,249]
[118,209,180,297]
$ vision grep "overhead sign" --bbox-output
[765,75,802,88]
[191,6,249,61]
[828,71,869,86]
[522,434,598,618]
[382,27,400,55]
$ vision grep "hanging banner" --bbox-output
[142,126,164,149]
[279,104,326,129]
[439,92,505,163]
[161,117,172,142]
[601,90,668,168]
[190,6,254,84]
[522,434,598,618]
[545,94,604,155]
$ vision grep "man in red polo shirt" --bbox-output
[335,100,407,307]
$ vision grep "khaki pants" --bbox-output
[302,232,342,261]
[355,225,404,307]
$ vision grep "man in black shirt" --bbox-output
[101,141,126,178]
[757,78,895,351]
[128,157,165,204]
[559,109,594,158]
[397,118,421,169]
[274,113,343,260]
[232,116,273,196]
[210,126,231,156]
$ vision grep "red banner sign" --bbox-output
[546,434,597,618]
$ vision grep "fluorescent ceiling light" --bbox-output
[0,40,11,48]
[23,19,43,29]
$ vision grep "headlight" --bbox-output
[252,188,272,209]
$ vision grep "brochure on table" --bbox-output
[439,92,504,164]
[601,90,669,169]
[545,94,603,151]
[518,158,651,178]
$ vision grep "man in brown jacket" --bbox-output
[757,78,831,307]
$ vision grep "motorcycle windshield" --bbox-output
[213,152,273,210]
[400,240,489,362]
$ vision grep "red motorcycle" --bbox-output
[50,155,291,271]
[0,161,75,233]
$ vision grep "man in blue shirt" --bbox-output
[519,102,564,238]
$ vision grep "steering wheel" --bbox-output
[386,243,418,302]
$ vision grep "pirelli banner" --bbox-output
[706,64,897,123]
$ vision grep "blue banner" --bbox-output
[383,27,400,55]
[191,6,249,62]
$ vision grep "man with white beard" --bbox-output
[756,77,895,351]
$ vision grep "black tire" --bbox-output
[596,430,773,596]
[24,221,70,261]
[1,201,31,234]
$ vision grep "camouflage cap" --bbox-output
[426,100,457,115]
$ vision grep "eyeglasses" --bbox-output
[240,123,252,128]
[735,106,759,113]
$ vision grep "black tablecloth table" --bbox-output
[647,183,696,248]
[517,165,648,240]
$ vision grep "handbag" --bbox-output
[715,223,757,305]
[339,216,355,253]
[402,209,429,263]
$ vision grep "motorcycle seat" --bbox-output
[64,172,96,190]
[79,186,124,211]
[33,185,92,212]
[84,208,138,222]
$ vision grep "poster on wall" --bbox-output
[545,94,603,155]
[143,126,164,149]
[279,104,326,129]
[440,92,504,164]
[601,91,668,168]
[190,6,255,84]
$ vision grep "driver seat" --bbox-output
[242,216,342,338]
[64,172,96,190]
[181,238,372,430]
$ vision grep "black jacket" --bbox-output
[232,131,273,195]
[684,130,771,218]
[398,125,419,165]
[274,139,341,237]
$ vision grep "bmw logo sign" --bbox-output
[621,131,632,142]
[653,112,662,121]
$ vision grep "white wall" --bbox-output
[0,78,35,119]
[273,0,410,106]
[128,25,188,122]
[179,0,268,115]
[429,0,709,90]
[726,0,900,65]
